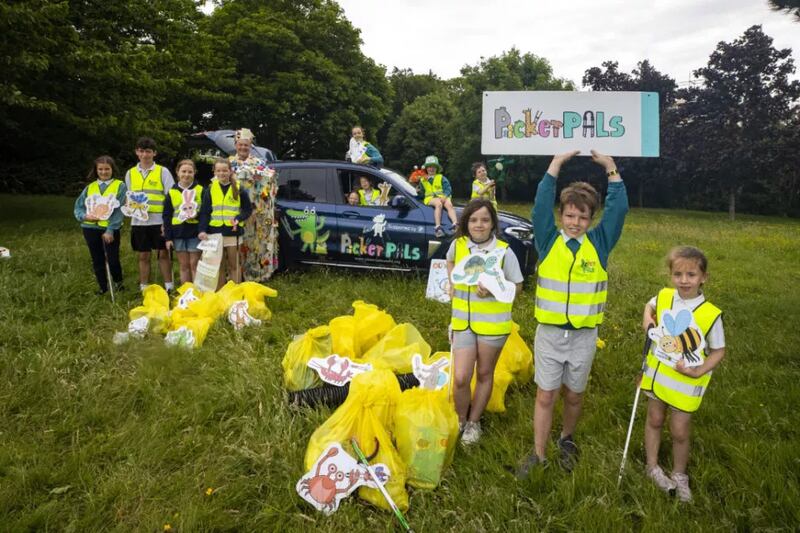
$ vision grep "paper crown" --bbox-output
[235,128,255,142]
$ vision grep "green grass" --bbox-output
[0,194,798,531]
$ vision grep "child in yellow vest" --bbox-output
[198,158,252,289]
[164,159,203,284]
[447,199,524,444]
[640,246,725,502]
[469,162,497,209]
[74,156,127,295]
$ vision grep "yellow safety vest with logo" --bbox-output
[421,174,445,205]
[209,181,241,227]
[169,185,203,226]
[84,179,122,228]
[450,237,513,335]
[640,288,722,413]
[129,165,166,214]
[470,179,497,208]
[359,189,380,206]
[534,237,608,328]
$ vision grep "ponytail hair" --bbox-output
[213,158,238,200]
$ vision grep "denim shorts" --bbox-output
[173,237,200,252]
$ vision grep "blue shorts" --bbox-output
[173,237,200,252]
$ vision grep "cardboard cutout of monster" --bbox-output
[307,355,373,387]
[228,300,262,330]
[450,247,515,303]
[296,442,390,515]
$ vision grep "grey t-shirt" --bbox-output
[124,164,175,226]
[446,236,524,283]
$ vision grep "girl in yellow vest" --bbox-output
[357,175,380,206]
[198,159,252,289]
[469,162,497,209]
[446,199,524,445]
[73,155,127,295]
[640,246,725,502]
[163,160,203,284]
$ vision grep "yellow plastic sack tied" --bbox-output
[129,285,171,333]
[471,365,514,413]
[167,316,214,347]
[304,369,408,512]
[360,323,432,374]
[329,315,357,359]
[216,280,245,311]
[352,300,396,356]
[395,388,458,489]
[239,281,278,320]
[282,325,331,391]
[498,322,533,384]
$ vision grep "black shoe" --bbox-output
[516,450,547,479]
[557,434,579,472]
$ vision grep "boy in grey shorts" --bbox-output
[517,150,628,476]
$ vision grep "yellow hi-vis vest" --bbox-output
[169,185,203,225]
[129,165,166,214]
[534,237,608,328]
[640,288,722,413]
[450,237,513,335]
[209,181,241,227]
[470,179,497,208]
[84,179,122,228]
[358,189,380,206]
[421,174,445,205]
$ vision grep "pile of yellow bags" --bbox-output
[470,322,534,412]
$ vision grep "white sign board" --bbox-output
[482,91,659,157]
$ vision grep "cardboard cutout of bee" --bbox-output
[648,308,706,368]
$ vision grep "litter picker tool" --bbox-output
[617,325,654,487]
[102,239,115,304]
[351,438,412,533]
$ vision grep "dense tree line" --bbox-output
[1,1,797,216]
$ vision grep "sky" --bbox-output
[336,0,800,87]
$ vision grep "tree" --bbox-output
[768,0,800,20]
[376,68,447,150]
[203,0,390,160]
[674,25,799,219]
[582,60,678,207]
[445,48,574,199]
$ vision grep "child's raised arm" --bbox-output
[531,151,579,257]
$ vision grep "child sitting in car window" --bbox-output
[347,190,359,206]
[358,175,380,206]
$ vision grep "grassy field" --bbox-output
[0,194,798,531]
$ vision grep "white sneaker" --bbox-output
[461,421,482,445]
[647,465,677,493]
[671,472,692,503]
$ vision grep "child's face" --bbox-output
[560,203,592,239]
[352,127,364,141]
[671,258,707,300]
[426,165,436,176]
[468,206,494,243]
[214,164,231,182]
[235,139,252,160]
[177,164,195,184]
[475,166,488,180]
[359,177,371,190]
[96,163,113,181]
[135,148,156,166]
[348,192,359,205]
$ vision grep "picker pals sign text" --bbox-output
[481,91,659,157]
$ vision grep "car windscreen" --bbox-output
[379,168,417,196]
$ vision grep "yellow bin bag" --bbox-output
[129,285,171,333]
[360,323,432,374]
[352,300,396,355]
[282,325,331,391]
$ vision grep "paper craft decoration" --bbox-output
[411,354,449,390]
[121,191,150,221]
[450,247,515,303]
[127,316,150,338]
[85,193,120,221]
[368,213,387,238]
[177,188,198,222]
[425,259,451,303]
[377,182,392,206]
[165,326,196,348]
[482,91,660,157]
[348,138,368,164]
[194,234,223,293]
[648,309,706,368]
[307,355,373,386]
[176,287,200,310]
[297,442,390,515]
[0,247,10,258]
[228,300,262,331]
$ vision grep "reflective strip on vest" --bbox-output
[534,237,608,328]
[450,237,513,335]
[129,166,165,213]
[639,287,722,413]
[84,180,122,228]
[421,174,444,201]
[359,189,380,205]
[169,186,203,225]
[209,182,240,227]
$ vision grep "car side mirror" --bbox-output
[390,195,410,209]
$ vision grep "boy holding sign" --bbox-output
[517,150,628,475]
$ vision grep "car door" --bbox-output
[334,167,428,269]
[276,166,339,264]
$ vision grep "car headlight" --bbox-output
[504,226,532,241]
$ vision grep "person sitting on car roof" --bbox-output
[418,155,458,238]
[358,175,381,206]
[346,125,384,168]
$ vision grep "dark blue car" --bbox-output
[272,160,537,276]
